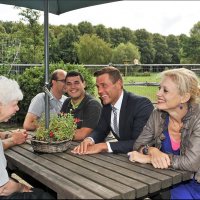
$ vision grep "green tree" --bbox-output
[78,21,94,35]
[1,21,15,34]
[180,22,200,63]
[57,26,79,63]
[75,34,112,64]
[152,33,171,64]
[135,29,155,65]
[94,24,110,43]
[108,28,125,47]
[17,8,43,63]
[190,21,200,36]
[178,34,190,63]
[120,27,136,44]
[111,42,140,64]
[166,34,180,64]
[0,23,6,34]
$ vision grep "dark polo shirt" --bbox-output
[60,94,102,129]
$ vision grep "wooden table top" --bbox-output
[5,141,191,199]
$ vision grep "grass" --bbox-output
[123,73,160,83]
[123,73,160,103]
[124,85,158,103]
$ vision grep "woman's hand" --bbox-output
[11,129,28,145]
[0,179,32,196]
[149,147,170,169]
[127,151,151,164]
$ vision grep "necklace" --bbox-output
[169,117,183,132]
[169,117,182,142]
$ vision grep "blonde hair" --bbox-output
[161,68,200,104]
[0,76,23,105]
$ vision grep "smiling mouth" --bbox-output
[157,99,165,103]
[69,90,77,93]
[101,95,107,98]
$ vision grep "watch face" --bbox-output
[143,145,149,155]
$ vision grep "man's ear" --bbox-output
[116,79,123,89]
[181,93,191,103]
[83,81,86,89]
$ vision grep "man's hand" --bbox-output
[149,147,170,169]
[11,129,28,145]
[84,143,108,155]
[71,138,94,155]
[127,151,151,164]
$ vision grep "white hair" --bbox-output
[0,76,23,105]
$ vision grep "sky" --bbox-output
[0,1,200,36]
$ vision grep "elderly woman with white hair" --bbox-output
[0,76,27,150]
[0,76,54,199]
[128,68,200,199]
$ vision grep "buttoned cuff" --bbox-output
[106,142,113,153]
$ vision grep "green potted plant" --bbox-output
[31,113,77,153]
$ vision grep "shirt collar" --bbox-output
[50,89,64,101]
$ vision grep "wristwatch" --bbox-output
[142,144,149,155]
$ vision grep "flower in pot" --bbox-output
[31,113,77,153]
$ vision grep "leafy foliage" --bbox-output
[35,113,77,141]
[75,34,112,64]
[135,29,155,64]
[111,42,140,64]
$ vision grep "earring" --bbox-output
[179,103,183,110]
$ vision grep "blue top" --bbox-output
[161,116,200,199]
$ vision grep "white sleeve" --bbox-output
[0,140,9,187]
[106,142,113,153]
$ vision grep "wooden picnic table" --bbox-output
[5,141,191,199]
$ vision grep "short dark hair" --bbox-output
[94,66,122,83]
[66,71,84,82]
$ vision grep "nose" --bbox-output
[97,87,103,95]
[156,89,162,97]
[68,83,77,89]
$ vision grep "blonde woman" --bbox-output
[0,76,54,199]
[128,68,200,199]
